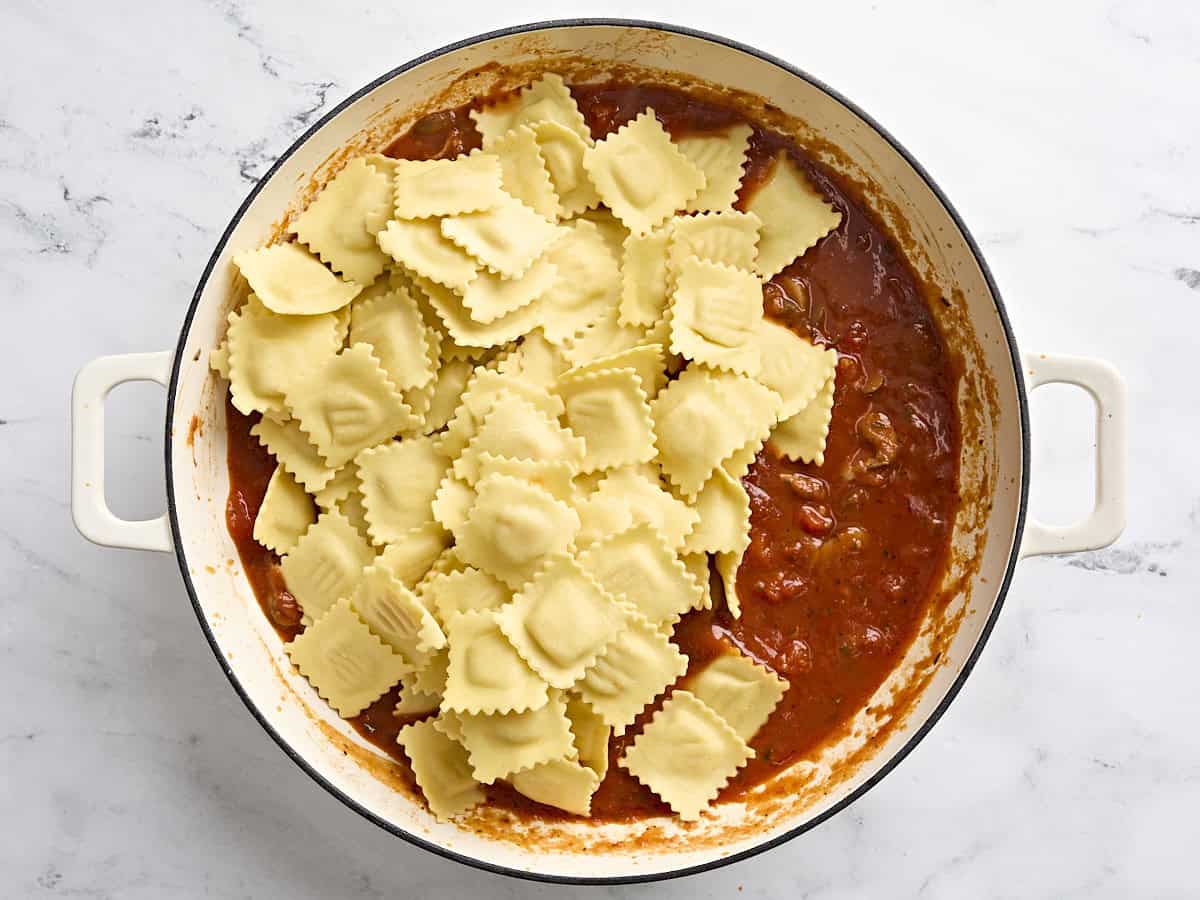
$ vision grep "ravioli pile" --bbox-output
[212,74,843,821]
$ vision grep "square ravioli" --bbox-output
[349,564,446,669]
[619,690,753,820]
[252,464,315,555]
[441,194,563,279]
[575,611,688,733]
[286,598,410,718]
[355,436,447,544]
[458,691,575,784]
[582,110,706,235]
[454,473,581,588]
[746,151,842,278]
[287,344,420,469]
[579,524,704,629]
[687,653,788,742]
[290,157,393,285]
[496,555,627,689]
[555,367,657,473]
[392,153,505,218]
[669,257,764,376]
[443,609,547,715]
[397,719,483,821]
[279,508,374,622]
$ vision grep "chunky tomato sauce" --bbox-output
[223,82,960,822]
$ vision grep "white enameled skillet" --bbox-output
[70,20,1127,884]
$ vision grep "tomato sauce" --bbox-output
[222,81,960,822]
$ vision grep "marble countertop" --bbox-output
[3,0,1197,896]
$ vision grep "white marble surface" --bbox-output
[3,0,1198,896]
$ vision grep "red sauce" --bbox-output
[224,81,960,822]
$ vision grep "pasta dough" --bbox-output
[216,70,851,823]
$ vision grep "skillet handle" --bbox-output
[71,351,174,553]
[1019,353,1127,559]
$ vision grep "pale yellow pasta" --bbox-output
[436,367,565,458]
[459,691,575,784]
[461,255,558,325]
[511,758,601,817]
[682,466,751,555]
[561,308,646,370]
[432,707,466,743]
[375,521,452,588]
[678,124,753,213]
[565,694,610,780]
[688,653,788,742]
[233,242,361,315]
[313,461,358,510]
[578,524,704,628]
[443,609,548,715]
[562,343,667,399]
[682,553,713,611]
[747,152,843,278]
[348,287,437,391]
[555,367,656,473]
[413,274,549,350]
[431,474,475,535]
[471,73,592,150]
[575,611,688,733]
[251,415,335,493]
[721,434,766,481]
[393,680,442,716]
[392,153,504,218]
[208,341,230,379]
[287,344,419,469]
[286,598,409,718]
[454,473,581,589]
[252,464,315,555]
[667,209,761,276]
[669,258,763,375]
[411,646,450,696]
[355,436,446,545]
[589,466,699,549]
[715,546,747,618]
[442,194,563,280]
[619,227,671,327]
[377,219,478,293]
[429,360,476,430]
[497,555,627,688]
[226,296,342,418]
[770,369,837,465]
[350,564,446,670]
[279,508,374,622]
[453,394,585,484]
[495,330,567,387]
[489,126,558,221]
[337,486,372,542]
[290,157,392,285]
[397,718,484,820]
[582,111,705,236]
[475,454,576,504]
[419,566,512,623]
[752,319,838,417]
[538,220,621,344]
[529,120,601,218]
[618,690,752,821]
[652,365,782,497]
[572,488,634,550]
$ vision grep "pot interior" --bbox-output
[167,22,1023,881]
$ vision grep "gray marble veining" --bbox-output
[2,0,1197,896]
